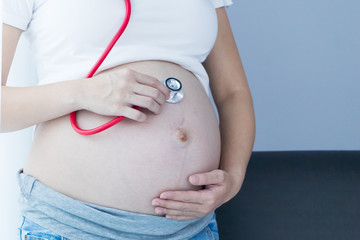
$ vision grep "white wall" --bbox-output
[0,34,35,239]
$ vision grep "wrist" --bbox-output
[72,77,91,111]
[53,79,83,113]
[225,169,246,200]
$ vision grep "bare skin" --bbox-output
[2,7,255,220]
[23,61,221,215]
[2,24,221,215]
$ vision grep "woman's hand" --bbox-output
[78,68,170,121]
[151,169,244,220]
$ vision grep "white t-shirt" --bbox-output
[2,0,233,96]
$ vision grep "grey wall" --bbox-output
[226,0,360,150]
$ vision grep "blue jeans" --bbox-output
[18,215,219,240]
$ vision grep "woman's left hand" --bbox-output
[151,169,243,220]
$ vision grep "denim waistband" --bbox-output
[17,169,214,240]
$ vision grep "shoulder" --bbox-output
[2,0,36,31]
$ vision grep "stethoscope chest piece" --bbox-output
[162,77,184,103]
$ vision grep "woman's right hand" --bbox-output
[78,68,171,122]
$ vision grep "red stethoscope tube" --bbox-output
[70,0,137,135]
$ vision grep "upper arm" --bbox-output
[2,23,23,86]
[203,8,250,105]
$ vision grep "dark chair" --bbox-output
[216,151,360,240]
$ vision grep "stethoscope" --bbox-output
[70,0,183,135]
[162,77,184,103]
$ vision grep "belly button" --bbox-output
[175,128,189,142]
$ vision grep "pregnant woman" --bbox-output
[2,0,255,239]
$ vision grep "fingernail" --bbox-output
[160,193,168,199]
[189,176,197,184]
[152,200,159,206]
[155,208,163,214]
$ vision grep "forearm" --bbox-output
[217,90,256,193]
[0,79,83,132]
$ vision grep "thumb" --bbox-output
[189,169,226,186]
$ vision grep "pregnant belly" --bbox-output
[24,61,221,215]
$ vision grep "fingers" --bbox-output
[156,189,217,210]
[152,193,216,219]
[121,106,147,122]
[152,199,205,219]
[156,208,201,220]
[153,198,201,211]
[151,170,232,220]
[127,69,171,115]
[159,190,206,203]
[132,84,166,105]
[87,68,172,119]
[133,71,171,100]
[126,94,161,115]
[189,170,226,186]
